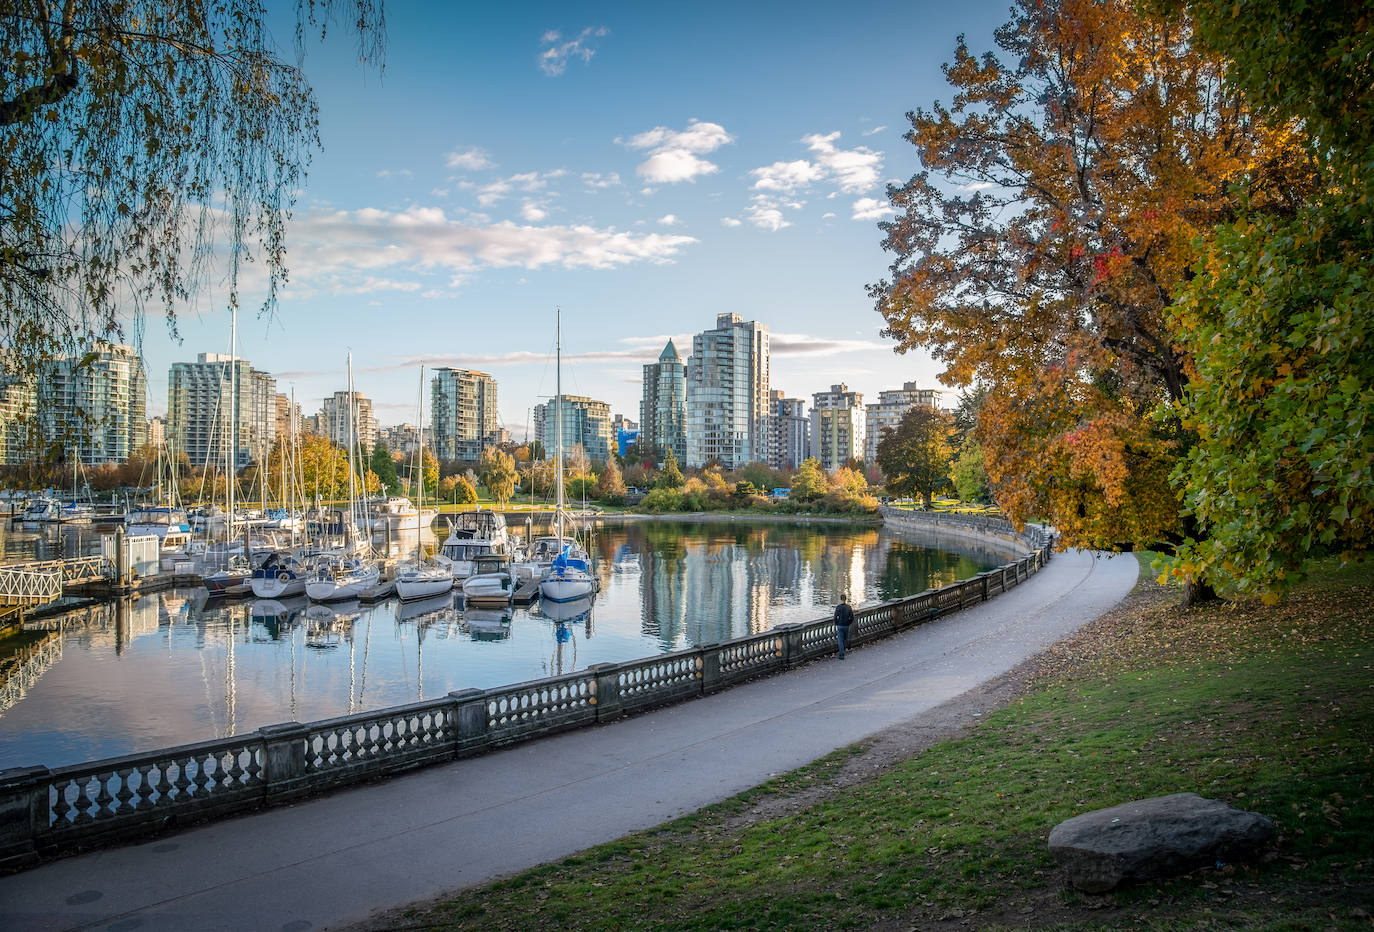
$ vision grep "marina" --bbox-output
[0,517,1013,768]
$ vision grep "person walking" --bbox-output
[833,593,854,659]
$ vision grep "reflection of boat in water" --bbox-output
[537,593,593,624]
[303,600,360,648]
[395,591,454,622]
[463,605,512,640]
[612,544,640,572]
[251,595,309,625]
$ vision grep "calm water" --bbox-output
[0,519,1012,768]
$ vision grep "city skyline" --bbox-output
[125,0,1007,437]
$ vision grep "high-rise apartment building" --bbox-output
[639,340,686,463]
[318,390,378,454]
[167,353,275,468]
[430,368,500,462]
[864,381,942,464]
[762,390,809,472]
[534,394,614,463]
[810,383,865,472]
[0,368,37,466]
[38,343,147,464]
[685,314,770,469]
[274,393,301,443]
[146,415,165,450]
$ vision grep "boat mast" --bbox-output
[415,366,424,559]
[555,307,563,543]
[227,304,237,545]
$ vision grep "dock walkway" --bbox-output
[0,549,1140,932]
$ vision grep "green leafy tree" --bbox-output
[789,458,828,503]
[876,407,955,509]
[1164,0,1373,599]
[951,446,991,504]
[482,448,517,506]
[449,475,477,506]
[655,448,685,490]
[0,1,384,389]
[369,441,398,493]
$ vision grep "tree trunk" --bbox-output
[1181,576,1218,609]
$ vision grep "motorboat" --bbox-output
[203,554,253,595]
[460,553,515,605]
[19,495,64,525]
[434,509,509,575]
[395,560,454,601]
[251,550,310,599]
[368,496,439,532]
[305,552,380,602]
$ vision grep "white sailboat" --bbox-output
[395,366,453,601]
[538,308,596,604]
[307,354,381,602]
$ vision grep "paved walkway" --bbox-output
[0,549,1140,932]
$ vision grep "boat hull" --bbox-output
[396,573,453,601]
[251,573,306,599]
[538,572,595,603]
[306,566,379,602]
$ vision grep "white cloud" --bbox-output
[770,331,890,356]
[376,168,413,179]
[474,170,565,207]
[657,214,681,226]
[804,132,883,194]
[744,195,791,232]
[581,171,622,190]
[750,159,822,193]
[445,147,495,171]
[287,206,698,291]
[520,200,549,222]
[861,125,887,137]
[720,217,742,228]
[851,197,895,221]
[539,26,609,76]
[621,119,734,185]
[959,181,997,192]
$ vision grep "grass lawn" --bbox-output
[373,557,1373,931]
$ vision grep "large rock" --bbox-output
[1048,793,1275,893]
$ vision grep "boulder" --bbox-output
[1048,793,1275,893]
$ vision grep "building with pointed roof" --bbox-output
[639,339,686,463]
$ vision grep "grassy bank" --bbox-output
[381,557,1373,931]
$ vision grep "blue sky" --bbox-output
[144,0,1010,436]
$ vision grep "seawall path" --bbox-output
[0,548,1139,931]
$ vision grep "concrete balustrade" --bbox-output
[0,512,1052,872]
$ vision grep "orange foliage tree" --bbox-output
[870,0,1312,564]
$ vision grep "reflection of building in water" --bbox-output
[637,532,689,650]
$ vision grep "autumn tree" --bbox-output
[876,407,955,509]
[870,0,1311,570]
[1161,0,1373,597]
[596,456,628,503]
[0,2,384,387]
[481,448,517,506]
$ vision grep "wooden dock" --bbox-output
[512,578,540,605]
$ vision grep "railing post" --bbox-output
[0,765,49,871]
[776,624,804,667]
[698,644,723,694]
[259,723,310,803]
[591,663,623,722]
[448,689,488,754]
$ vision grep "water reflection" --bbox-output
[0,519,1014,767]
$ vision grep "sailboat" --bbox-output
[306,354,380,602]
[395,366,453,601]
[537,308,596,604]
